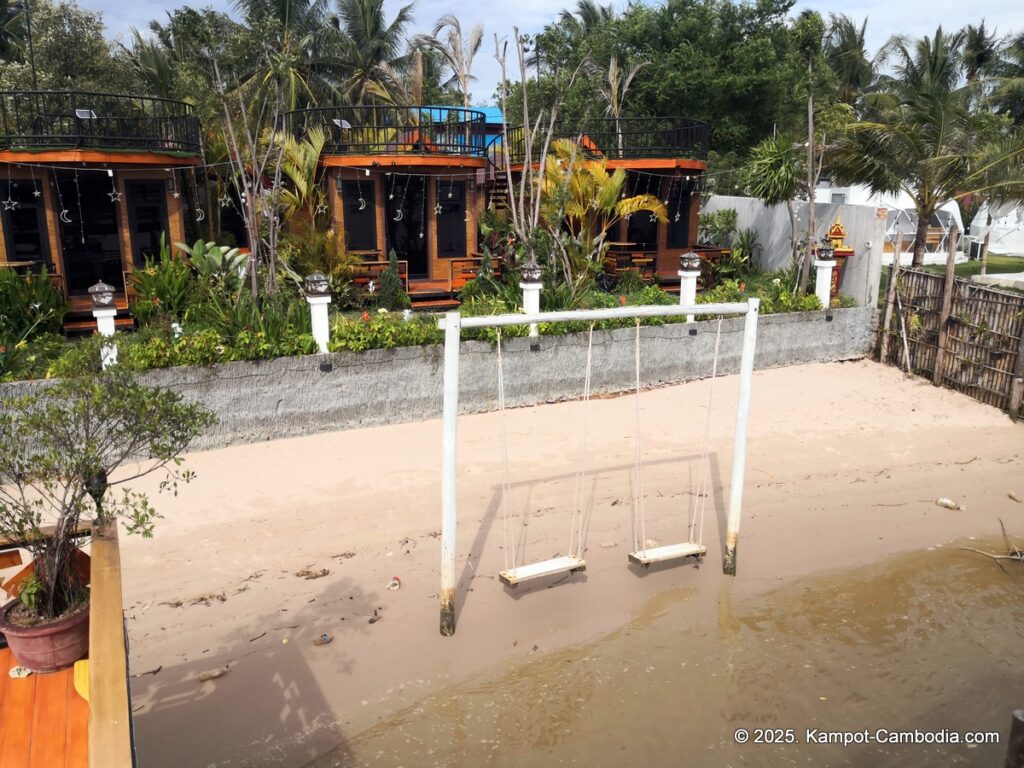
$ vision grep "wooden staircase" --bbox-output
[409,279,460,311]
[489,175,510,213]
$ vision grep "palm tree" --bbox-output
[412,14,483,110]
[587,55,646,156]
[962,21,999,83]
[833,27,1024,266]
[825,14,875,108]
[122,29,177,99]
[559,0,614,34]
[991,33,1024,125]
[0,0,25,62]
[744,133,803,267]
[331,0,413,106]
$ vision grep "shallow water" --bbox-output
[311,540,1024,768]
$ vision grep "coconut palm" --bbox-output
[587,54,647,156]
[832,27,1024,266]
[331,0,413,106]
[825,14,875,108]
[0,0,25,61]
[992,33,1024,125]
[744,133,803,267]
[962,21,999,83]
[559,0,614,35]
[412,14,484,110]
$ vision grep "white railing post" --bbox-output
[814,257,836,309]
[88,281,118,369]
[304,272,332,354]
[723,298,759,575]
[678,252,702,323]
[440,311,462,636]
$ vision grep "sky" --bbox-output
[85,0,1024,103]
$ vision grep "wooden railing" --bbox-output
[88,523,135,767]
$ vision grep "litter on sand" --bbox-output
[935,497,963,511]
[197,667,229,682]
[386,576,401,591]
[314,633,333,646]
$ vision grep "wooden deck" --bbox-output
[0,647,89,768]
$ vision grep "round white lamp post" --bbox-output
[813,243,836,310]
[519,261,542,338]
[304,272,332,354]
[89,280,118,369]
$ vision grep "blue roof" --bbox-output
[474,106,504,125]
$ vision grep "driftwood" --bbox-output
[960,519,1024,572]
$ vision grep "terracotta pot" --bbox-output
[0,600,89,673]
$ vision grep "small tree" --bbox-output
[376,248,411,310]
[0,370,215,621]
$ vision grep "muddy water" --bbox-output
[314,541,1024,768]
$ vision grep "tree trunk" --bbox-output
[786,198,798,266]
[799,59,815,294]
[981,208,992,275]
[912,212,929,267]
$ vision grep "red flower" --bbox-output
[619,295,627,305]
[361,311,370,322]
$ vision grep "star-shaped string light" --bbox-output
[674,213,681,222]
[649,213,658,223]
[2,196,19,211]
[108,190,122,203]
[173,191,181,199]
[433,203,443,215]
[219,193,232,208]
[315,201,329,215]
[33,190,41,198]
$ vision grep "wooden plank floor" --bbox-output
[0,647,88,768]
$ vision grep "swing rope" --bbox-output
[632,321,647,555]
[568,324,595,559]
[496,330,517,572]
[691,318,723,546]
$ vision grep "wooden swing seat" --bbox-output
[628,542,706,567]
[499,556,586,588]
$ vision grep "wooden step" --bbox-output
[411,298,460,310]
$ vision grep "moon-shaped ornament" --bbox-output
[464,211,471,222]
[358,196,367,211]
[195,207,206,223]
[60,209,72,224]
[393,209,404,222]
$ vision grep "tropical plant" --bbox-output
[176,239,247,292]
[825,14,876,109]
[375,248,411,310]
[587,54,647,156]
[412,14,484,109]
[332,0,414,105]
[279,126,329,238]
[0,370,214,622]
[539,139,667,284]
[832,27,1024,266]
[697,208,738,247]
[131,235,194,325]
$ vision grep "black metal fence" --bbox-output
[0,91,201,153]
[281,105,488,157]
[880,268,1024,415]
[503,117,709,164]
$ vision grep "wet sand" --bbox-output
[119,360,1024,767]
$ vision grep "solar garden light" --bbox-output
[519,261,543,338]
[304,272,332,354]
[678,251,702,323]
[813,241,837,310]
[88,281,118,369]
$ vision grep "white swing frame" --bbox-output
[437,299,760,636]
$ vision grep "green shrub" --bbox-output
[329,311,442,352]
[131,235,194,325]
[376,249,412,310]
[0,267,66,344]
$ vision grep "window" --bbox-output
[830,193,847,205]
[1,179,50,266]
[666,180,693,249]
[341,179,376,251]
[126,181,169,266]
[436,181,466,258]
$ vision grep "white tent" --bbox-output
[970,202,1024,257]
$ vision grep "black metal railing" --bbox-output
[0,91,201,154]
[281,105,488,157]
[503,117,709,164]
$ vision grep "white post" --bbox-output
[520,280,542,338]
[93,308,118,369]
[814,259,836,309]
[306,295,331,353]
[723,298,759,575]
[440,311,462,636]
[678,252,702,323]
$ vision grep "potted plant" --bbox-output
[0,369,214,672]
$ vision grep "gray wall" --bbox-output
[703,195,886,309]
[0,307,871,451]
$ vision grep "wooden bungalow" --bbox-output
[0,90,202,329]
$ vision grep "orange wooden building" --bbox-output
[0,90,202,327]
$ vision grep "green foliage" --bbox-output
[176,239,247,294]
[0,370,214,620]
[614,268,649,294]
[698,208,739,247]
[329,311,442,353]
[17,573,44,612]
[278,229,363,308]
[131,235,194,325]
[376,249,412,310]
[0,268,66,381]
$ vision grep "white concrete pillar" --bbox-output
[814,259,837,309]
[307,295,332,353]
[304,272,332,354]
[678,252,702,323]
[93,308,118,369]
[520,280,542,338]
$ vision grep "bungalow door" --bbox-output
[55,172,125,294]
[386,174,429,278]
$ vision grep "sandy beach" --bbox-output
[119,359,1024,767]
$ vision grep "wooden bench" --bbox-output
[449,255,502,292]
[603,250,658,280]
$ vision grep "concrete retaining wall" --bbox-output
[1,306,870,451]
[702,195,887,309]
